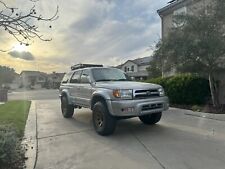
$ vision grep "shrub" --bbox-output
[146,74,210,105]
[0,125,25,169]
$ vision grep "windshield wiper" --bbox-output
[115,79,128,81]
[96,79,129,82]
[95,79,114,82]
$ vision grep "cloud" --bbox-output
[60,0,166,66]
[1,0,169,72]
[8,51,35,61]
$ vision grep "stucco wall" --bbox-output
[138,65,148,72]
[161,0,212,38]
[215,72,225,105]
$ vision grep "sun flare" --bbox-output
[13,44,27,52]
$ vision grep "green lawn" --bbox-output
[0,100,31,137]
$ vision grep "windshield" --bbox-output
[92,68,130,82]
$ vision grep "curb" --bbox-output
[22,101,37,169]
[170,107,225,122]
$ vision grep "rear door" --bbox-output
[68,70,82,104]
[59,72,73,97]
[79,69,93,107]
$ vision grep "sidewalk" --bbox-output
[23,101,37,169]
[170,107,225,122]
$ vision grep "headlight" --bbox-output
[113,89,133,100]
[158,88,165,96]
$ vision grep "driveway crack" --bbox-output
[130,130,167,169]
[38,128,93,140]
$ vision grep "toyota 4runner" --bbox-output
[59,64,169,136]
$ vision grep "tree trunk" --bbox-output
[161,65,164,78]
[208,73,219,107]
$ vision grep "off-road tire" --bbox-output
[139,112,162,125]
[61,96,74,118]
[93,101,116,136]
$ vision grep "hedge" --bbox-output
[146,74,210,105]
[0,125,25,169]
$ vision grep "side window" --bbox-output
[173,6,187,27]
[61,72,72,84]
[70,71,81,83]
[80,70,90,83]
[131,65,134,72]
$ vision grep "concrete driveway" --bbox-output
[31,99,225,169]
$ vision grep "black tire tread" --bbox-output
[61,96,74,118]
[139,112,162,125]
[93,101,116,136]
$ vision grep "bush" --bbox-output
[0,125,25,169]
[146,74,210,105]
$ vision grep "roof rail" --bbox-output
[71,64,103,70]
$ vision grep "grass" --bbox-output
[0,100,31,137]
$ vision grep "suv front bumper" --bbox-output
[106,96,169,117]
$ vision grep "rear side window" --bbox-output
[70,70,82,83]
[61,72,72,84]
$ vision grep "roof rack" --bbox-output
[71,64,103,70]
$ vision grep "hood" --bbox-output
[94,81,161,90]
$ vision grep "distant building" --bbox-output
[20,71,48,89]
[48,72,65,89]
[117,57,152,80]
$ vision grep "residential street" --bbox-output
[30,98,225,169]
[8,89,59,101]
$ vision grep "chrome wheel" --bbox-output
[94,108,104,128]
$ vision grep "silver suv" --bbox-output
[59,64,169,135]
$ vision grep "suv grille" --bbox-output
[134,89,159,99]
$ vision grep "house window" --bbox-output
[131,65,134,72]
[124,66,127,72]
[127,68,130,72]
[173,6,187,27]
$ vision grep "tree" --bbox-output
[0,0,58,51]
[0,66,16,86]
[148,40,175,78]
[152,0,225,107]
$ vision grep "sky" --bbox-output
[0,0,168,73]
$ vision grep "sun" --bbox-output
[13,44,27,52]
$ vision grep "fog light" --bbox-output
[122,107,134,112]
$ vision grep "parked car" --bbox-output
[59,64,169,136]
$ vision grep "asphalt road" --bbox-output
[8,89,59,101]
[32,99,225,169]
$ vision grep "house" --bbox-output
[20,71,48,89]
[48,72,65,89]
[157,0,211,39]
[117,57,152,80]
[157,0,225,104]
